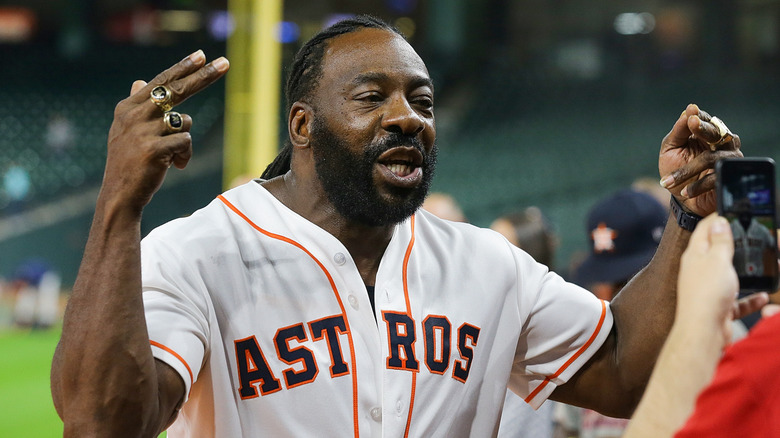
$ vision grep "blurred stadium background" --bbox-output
[0,0,778,436]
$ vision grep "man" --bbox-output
[50,15,752,437]
[729,199,776,277]
[572,188,667,301]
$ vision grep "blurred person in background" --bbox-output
[2,162,31,214]
[422,191,467,222]
[573,189,667,302]
[50,15,758,438]
[10,258,61,329]
[632,176,670,214]
[491,206,557,437]
[490,207,557,269]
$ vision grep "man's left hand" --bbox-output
[659,104,743,216]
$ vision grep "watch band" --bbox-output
[669,195,702,231]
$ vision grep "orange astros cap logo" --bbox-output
[592,222,618,253]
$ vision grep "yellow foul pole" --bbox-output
[223,0,283,189]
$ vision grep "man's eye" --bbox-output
[415,98,433,108]
[412,97,433,111]
[357,93,383,102]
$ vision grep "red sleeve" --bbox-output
[674,313,780,437]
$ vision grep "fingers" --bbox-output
[687,112,741,153]
[158,132,194,169]
[160,112,193,135]
[686,214,732,255]
[706,214,733,254]
[733,292,770,320]
[661,104,699,151]
[132,50,230,112]
[660,104,744,196]
[762,303,780,318]
[677,214,739,329]
[131,80,147,96]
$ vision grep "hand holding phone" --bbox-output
[716,157,779,293]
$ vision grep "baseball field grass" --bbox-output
[0,327,169,437]
[0,327,63,437]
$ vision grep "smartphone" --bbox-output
[716,157,779,293]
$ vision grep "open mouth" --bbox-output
[376,146,424,187]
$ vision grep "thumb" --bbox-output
[707,215,733,253]
[686,213,720,254]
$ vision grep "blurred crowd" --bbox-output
[0,258,63,330]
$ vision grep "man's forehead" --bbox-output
[320,27,430,86]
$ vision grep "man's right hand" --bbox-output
[102,50,229,214]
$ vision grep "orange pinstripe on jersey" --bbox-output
[402,214,416,438]
[217,194,361,437]
[523,299,608,404]
[150,340,194,391]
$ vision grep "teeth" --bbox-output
[388,163,411,176]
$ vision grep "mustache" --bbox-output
[367,133,427,160]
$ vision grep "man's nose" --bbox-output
[381,96,425,136]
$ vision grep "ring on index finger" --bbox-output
[707,116,734,150]
[163,111,184,133]
[150,85,174,112]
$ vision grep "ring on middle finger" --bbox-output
[163,111,184,133]
[706,116,734,150]
[150,85,174,112]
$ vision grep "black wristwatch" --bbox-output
[669,195,702,231]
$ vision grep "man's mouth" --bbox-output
[376,146,425,187]
[386,162,415,177]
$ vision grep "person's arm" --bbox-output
[50,51,229,437]
[622,214,745,437]
[550,104,760,416]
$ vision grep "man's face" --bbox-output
[311,117,437,226]
[307,27,437,227]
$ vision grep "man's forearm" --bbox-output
[52,199,164,437]
[607,213,691,409]
[622,317,722,438]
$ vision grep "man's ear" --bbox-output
[289,102,313,149]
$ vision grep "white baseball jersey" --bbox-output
[141,181,613,437]
[731,218,775,276]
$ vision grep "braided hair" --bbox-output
[260,15,403,180]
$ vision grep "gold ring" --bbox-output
[150,85,174,112]
[163,111,184,133]
[707,116,734,150]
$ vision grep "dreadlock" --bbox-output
[260,15,403,180]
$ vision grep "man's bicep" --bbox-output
[156,358,186,432]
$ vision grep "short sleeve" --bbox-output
[508,250,613,408]
[141,232,210,401]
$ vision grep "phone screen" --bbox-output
[717,158,779,292]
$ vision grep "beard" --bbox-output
[310,118,437,227]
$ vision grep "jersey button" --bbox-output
[370,407,382,422]
[348,294,359,309]
[334,252,346,265]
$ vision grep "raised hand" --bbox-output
[659,104,743,216]
[102,50,229,213]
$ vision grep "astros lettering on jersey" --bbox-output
[141,181,612,437]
